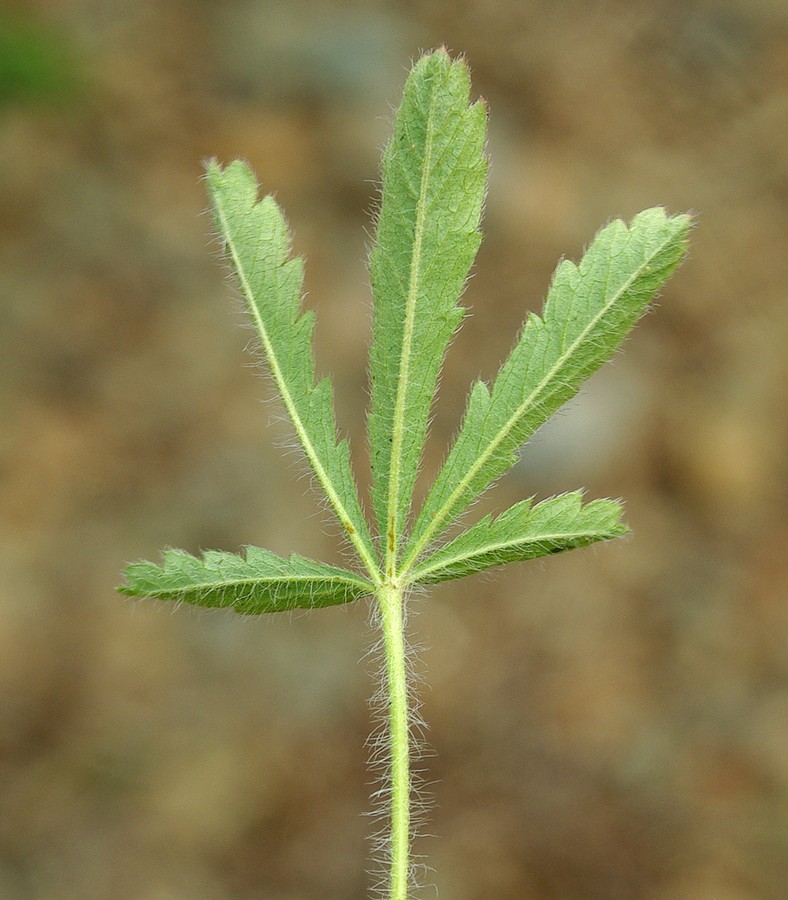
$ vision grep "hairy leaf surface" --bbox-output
[367,50,487,574]
[408,492,627,585]
[120,548,374,613]
[401,208,691,573]
[205,160,380,579]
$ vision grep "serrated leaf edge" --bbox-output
[119,546,375,610]
[399,209,690,575]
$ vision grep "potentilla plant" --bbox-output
[120,49,690,899]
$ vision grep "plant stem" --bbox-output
[376,582,410,899]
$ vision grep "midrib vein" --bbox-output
[153,573,374,595]
[385,88,438,577]
[409,527,616,581]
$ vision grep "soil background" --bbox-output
[1,2,786,898]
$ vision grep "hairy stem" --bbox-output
[376,582,410,899]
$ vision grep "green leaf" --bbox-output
[367,49,487,575]
[205,160,380,581]
[407,492,627,585]
[400,208,691,574]
[119,548,375,614]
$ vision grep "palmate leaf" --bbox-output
[367,50,487,575]
[120,548,375,614]
[400,208,691,575]
[205,160,380,580]
[118,50,692,898]
[407,492,627,585]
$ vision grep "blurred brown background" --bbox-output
[1,1,786,898]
